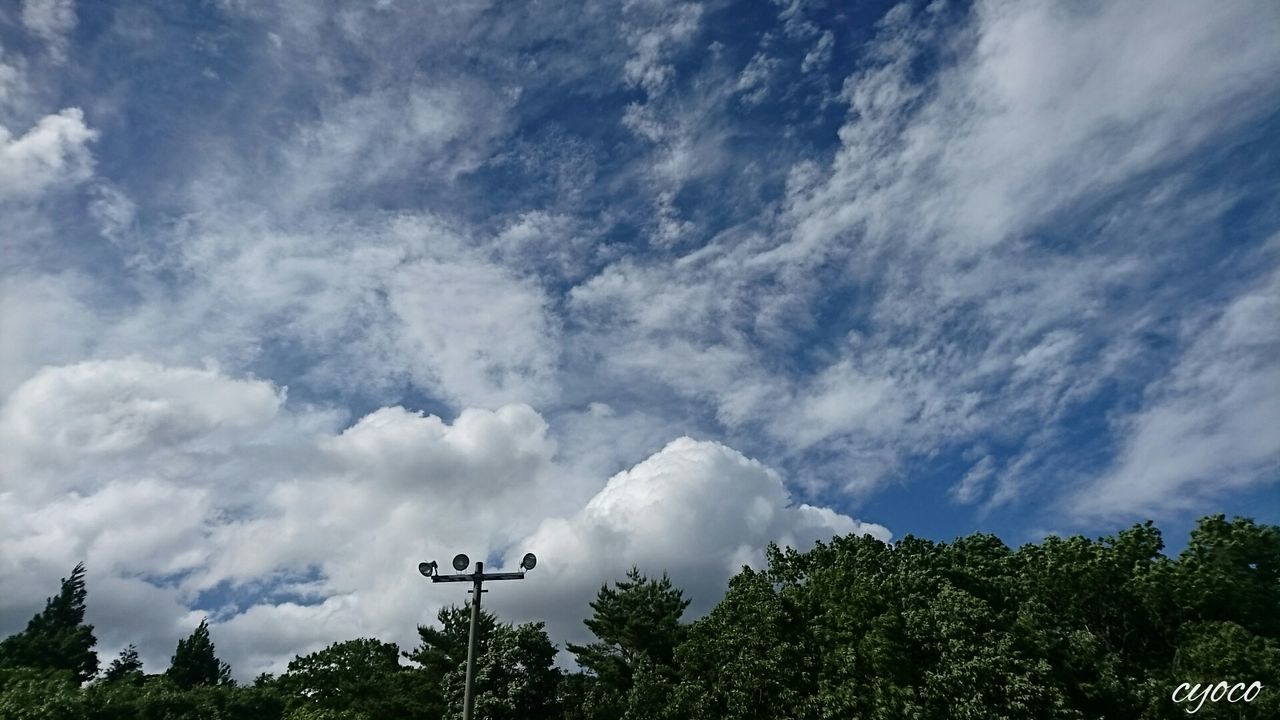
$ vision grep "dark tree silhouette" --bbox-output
[166,618,232,689]
[0,562,99,683]
[101,644,144,684]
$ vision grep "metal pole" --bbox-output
[421,554,533,717]
[463,561,483,720]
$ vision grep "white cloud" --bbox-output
[88,183,137,246]
[493,437,888,647]
[1072,264,1280,518]
[951,454,995,505]
[0,108,96,200]
[0,272,99,396]
[735,52,780,105]
[801,30,834,73]
[271,83,509,207]
[622,1,704,96]
[785,0,1280,262]
[0,360,876,679]
[0,54,26,109]
[0,359,283,501]
[570,0,1280,502]
[5,211,563,409]
[21,0,76,62]
[775,360,906,450]
[390,256,561,408]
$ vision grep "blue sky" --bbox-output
[2,0,1278,678]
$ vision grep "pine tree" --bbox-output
[166,618,233,689]
[567,567,689,718]
[407,605,561,720]
[102,644,144,683]
[0,562,99,683]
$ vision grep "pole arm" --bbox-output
[431,571,525,583]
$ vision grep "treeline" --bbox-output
[1,514,1277,719]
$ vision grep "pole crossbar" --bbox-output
[430,571,525,583]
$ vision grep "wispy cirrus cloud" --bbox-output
[1072,253,1280,518]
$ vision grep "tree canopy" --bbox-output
[0,562,98,684]
[166,619,233,690]
[1,515,1277,719]
[100,646,143,685]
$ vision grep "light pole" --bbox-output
[418,552,538,720]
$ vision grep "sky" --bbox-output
[1,0,1278,681]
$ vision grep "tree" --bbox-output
[0,562,99,683]
[452,621,561,720]
[408,605,497,686]
[166,618,232,689]
[409,604,561,720]
[672,566,815,720]
[568,568,689,684]
[0,667,87,720]
[85,674,286,720]
[406,604,495,719]
[567,568,689,720]
[100,645,143,684]
[1175,515,1280,637]
[277,638,432,719]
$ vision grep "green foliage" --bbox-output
[0,667,86,720]
[1,518,1276,719]
[568,568,689,691]
[566,568,690,720]
[454,621,561,720]
[166,619,233,690]
[672,566,814,720]
[410,604,561,720]
[669,519,1280,720]
[1175,515,1280,637]
[0,563,99,684]
[409,605,497,684]
[276,638,432,719]
[82,675,285,720]
[101,646,144,685]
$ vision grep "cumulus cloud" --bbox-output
[0,360,298,669]
[492,436,888,650]
[0,359,283,500]
[0,360,873,679]
[0,108,96,200]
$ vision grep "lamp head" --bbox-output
[452,553,471,572]
[418,561,437,578]
[520,552,537,571]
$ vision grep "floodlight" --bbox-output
[521,552,537,571]
[452,553,471,572]
[418,561,437,578]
